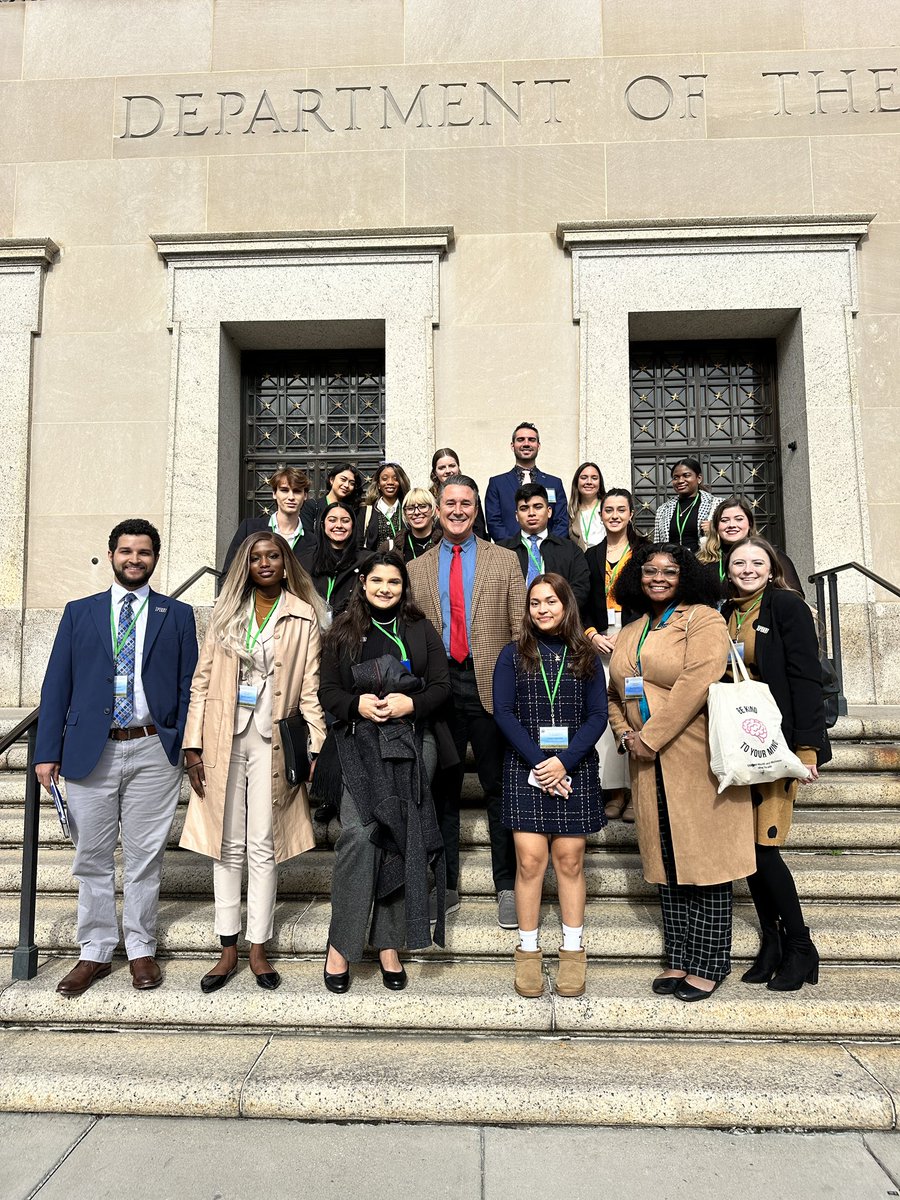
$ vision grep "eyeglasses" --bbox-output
[404,503,431,514]
[641,566,680,579]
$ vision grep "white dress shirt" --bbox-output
[110,582,151,727]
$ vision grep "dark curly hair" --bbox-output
[613,542,721,616]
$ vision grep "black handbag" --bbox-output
[277,712,311,785]
[820,654,841,729]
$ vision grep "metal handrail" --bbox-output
[807,561,900,721]
[8,564,221,980]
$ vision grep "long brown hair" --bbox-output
[723,536,791,593]
[698,495,756,564]
[517,574,596,679]
[325,550,425,662]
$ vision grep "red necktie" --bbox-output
[449,544,469,663]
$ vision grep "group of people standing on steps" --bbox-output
[34,423,828,1009]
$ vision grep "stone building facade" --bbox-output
[0,0,897,702]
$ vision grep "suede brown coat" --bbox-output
[607,603,755,887]
[180,592,327,864]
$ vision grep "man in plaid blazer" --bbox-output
[408,475,526,928]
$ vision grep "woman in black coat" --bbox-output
[317,551,456,994]
[722,535,831,992]
[295,501,365,623]
[582,489,647,820]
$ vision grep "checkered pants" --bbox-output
[655,762,733,982]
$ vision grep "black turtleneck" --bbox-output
[361,601,406,662]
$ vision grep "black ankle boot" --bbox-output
[741,920,782,984]
[767,927,819,991]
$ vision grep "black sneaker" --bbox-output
[429,888,460,922]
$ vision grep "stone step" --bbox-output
[2,768,899,812]
[1,956,898,1041]
[2,846,899,901]
[824,742,900,772]
[2,894,898,963]
[3,804,900,853]
[0,1026,895,1129]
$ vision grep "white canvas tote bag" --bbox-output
[707,642,811,794]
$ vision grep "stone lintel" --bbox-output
[557,215,875,251]
[151,228,455,264]
[0,239,61,269]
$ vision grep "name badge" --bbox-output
[539,725,569,750]
[624,676,645,698]
[400,658,412,673]
[238,683,258,708]
[546,488,557,504]
[607,609,622,630]
[113,675,129,698]
[734,642,745,660]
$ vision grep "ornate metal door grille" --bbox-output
[629,341,783,545]
[241,350,385,518]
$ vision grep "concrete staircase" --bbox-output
[0,708,898,1129]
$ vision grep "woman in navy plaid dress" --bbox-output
[492,574,608,1000]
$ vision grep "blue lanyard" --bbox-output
[635,602,678,722]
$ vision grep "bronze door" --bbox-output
[241,350,385,518]
[629,341,783,544]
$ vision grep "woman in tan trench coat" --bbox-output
[608,542,754,1002]
[181,531,326,994]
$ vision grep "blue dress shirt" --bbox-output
[438,535,476,654]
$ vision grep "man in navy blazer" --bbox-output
[484,421,569,541]
[35,519,198,997]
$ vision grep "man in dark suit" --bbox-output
[408,475,526,928]
[501,483,591,621]
[222,466,316,574]
[484,421,568,541]
[34,519,198,997]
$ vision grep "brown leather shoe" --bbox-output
[56,959,111,997]
[129,956,163,990]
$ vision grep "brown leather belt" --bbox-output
[109,724,157,741]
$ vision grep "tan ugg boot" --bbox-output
[556,947,587,997]
[514,947,544,997]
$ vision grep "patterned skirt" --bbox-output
[502,748,605,835]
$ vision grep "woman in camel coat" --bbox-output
[181,530,326,993]
[608,542,754,1002]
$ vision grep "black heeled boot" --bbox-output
[767,927,819,991]
[741,920,782,984]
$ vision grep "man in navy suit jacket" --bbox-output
[35,519,198,997]
[484,421,568,541]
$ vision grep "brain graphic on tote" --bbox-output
[741,718,768,745]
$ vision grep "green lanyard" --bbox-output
[325,576,336,605]
[110,595,148,660]
[733,595,762,633]
[580,502,599,546]
[538,645,568,723]
[245,590,280,654]
[523,534,544,575]
[718,555,726,582]
[635,603,679,673]
[269,512,302,549]
[381,505,399,540]
[674,494,700,544]
[371,616,409,662]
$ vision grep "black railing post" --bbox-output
[827,572,849,717]
[12,725,40,980]
[814,575,827,655]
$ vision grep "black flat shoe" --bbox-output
[380,963,408,991]
[254,970,281,990]
[199,964,237,994]
[674,978,721,1002]
[651,974,686,995]
[324,944,350,994]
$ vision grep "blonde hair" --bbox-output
[402,487,437,525]
[210,530,325,662]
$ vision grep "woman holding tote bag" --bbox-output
[722,535,830,992]
[181,531,326,994]
[607,542,754,1001]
